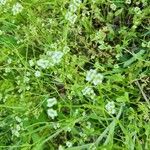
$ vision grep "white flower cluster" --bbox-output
[12,2,23,15]
[105,101,116,115]
[35,70,41,77]
[47,51,64,65]
[47,97,58,119]
[37,51,64,69]
[11,116,23,137]
[65,0,81,24]
[125,0,131,4]
[110,3,117,11]
[0,0,7,5]
[86,69,104,85]
[82,86,95,99]
[66,141,73,148]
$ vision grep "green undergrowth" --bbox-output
[0,0,150,150]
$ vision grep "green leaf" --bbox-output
[116,92,129,102]
[123,50,145,68]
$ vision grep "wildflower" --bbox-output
[92,73,104,85]
[46,51,64,66]
[15,116,22,123]
[58,145,64,150]
[47,108,58,119]
[11,124,21,137]
[66,127,71,132]
[66,141,73,148]
[7,58,12,64]
[5,68,11,73]
[105,101,116,115]
[125,0,131,4]
[47,97,57,107]
[65,12,77,24]
[51,51,64,64]
[29,59,34,67]
[86,69,97,82]
[86,69,103,85]
[26,86,30,90]
[87,122,91,129]
[82,87,95,98]
[73,0,82,6]
[12,3,23,15]
[134,7,141,14]
[0,30,3,35]
[26,72,31,77]
[0,0,7,5]
[69,4,77,12]
[63,46,70,54]
[37,59,49,69]
[110,3,117,11]
[23,76,30,83]
[52,122,60,129]
[35,70,41,77]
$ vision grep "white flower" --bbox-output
[66,127,71,132]
[47,108,58,119]
[26,72,31,76]
[51,51,64,64]
[29,59,34,67]
[47,97,57,107]
[105,101,116,115]
[110,3,117,11]
[52,122,60,129]
[65,12,77,24]
[82,87,95,98]
[58,145,64,150]
[73,0,82,5]
[86,69,97,82]
[92,73,103,85]
[11,129,20,137]
[15,116,22,123]
[37,59,49,69]
[0,30,3,35]
[12,3,23,15]
[47,51,64,65]
[23,76,30,83]
[69,4,77,12]
[35,70,41,77]
[125,0,131,4]
[66,141,73,148]
[11,124,21,137]
[63,46,70,54]
[7,58,12,64]
[86,69,103,85]
[0,0,7,5]
[87,122,91,129]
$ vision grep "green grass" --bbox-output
[0,0,150,149]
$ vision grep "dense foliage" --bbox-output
[0,0,150,149]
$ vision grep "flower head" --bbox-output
[86,69,97,82]
[66,141,73,148]
[86,69,103,85]
[0,0,7,5]
[47,108,57,119]
[47,97,57,107]
[92,73,103,85]
[105,101,116,115]
[12,3,23,15]
[110,3,117,11]
[82,87,95,98]
[35,70,41,77]
[37,59,49,69]
[46,51,64,66]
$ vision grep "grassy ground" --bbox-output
[0,0,150,149]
